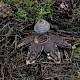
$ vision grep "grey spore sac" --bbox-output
[34,19,50,35]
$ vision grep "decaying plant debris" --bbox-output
[0,0,80,80]
[0,21,80,80]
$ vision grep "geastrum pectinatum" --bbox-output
[17,19,75,65]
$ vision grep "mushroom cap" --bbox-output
[34,19,50,34]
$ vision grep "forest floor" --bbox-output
[0,0,80,80]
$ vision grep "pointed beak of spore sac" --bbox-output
[34,19,50,35]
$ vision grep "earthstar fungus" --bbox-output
[17,19,74,65]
